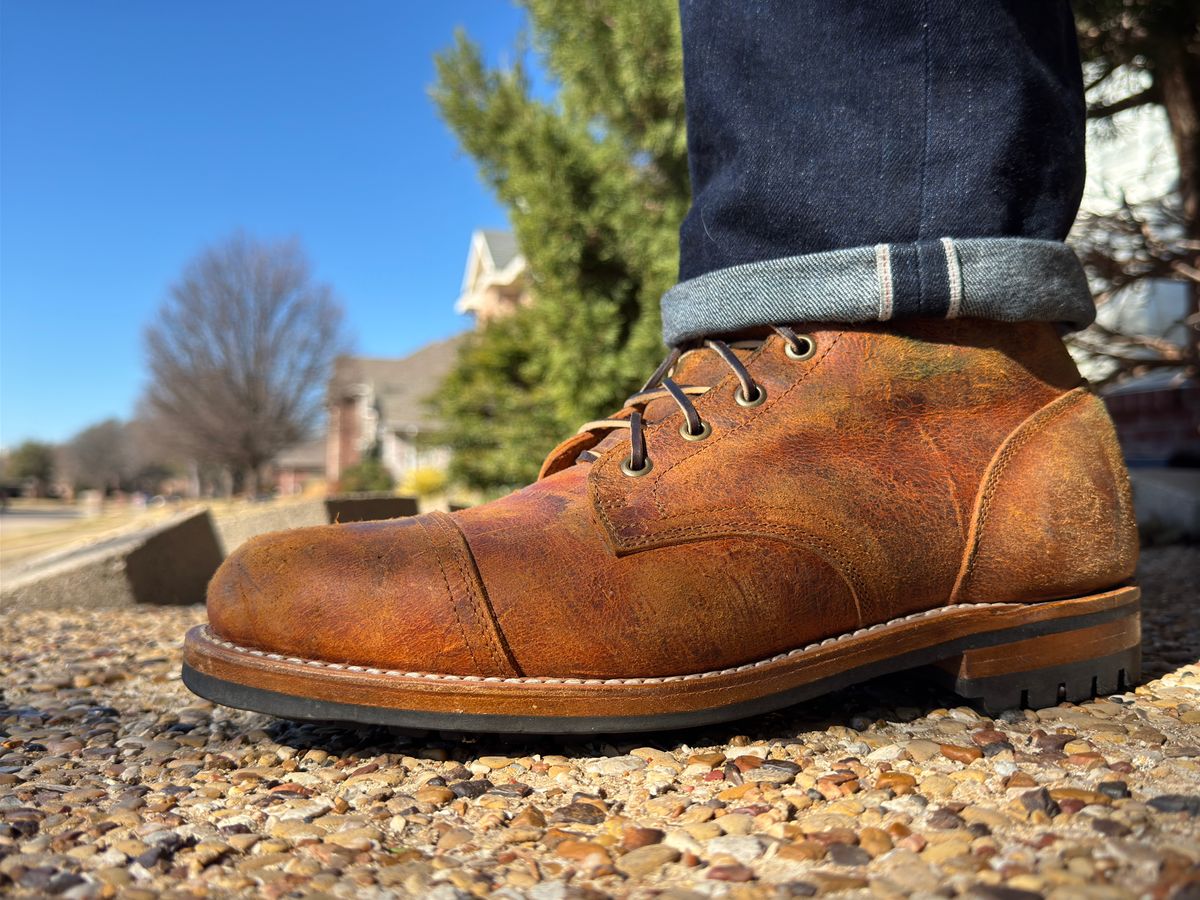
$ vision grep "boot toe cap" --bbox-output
[206,514,502,675]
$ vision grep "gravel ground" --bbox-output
[1,547,1197,900]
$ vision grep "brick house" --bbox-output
[1093,279,1199,467]
[316,230,527,489]
[325,334,466,486]
[273,437,327,496]
[1103,370,1200,467]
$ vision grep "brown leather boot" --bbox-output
[183,320,1140,732]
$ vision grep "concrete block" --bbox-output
[213,500,326,554]
[1,509,223,611]
[325,494,419,524]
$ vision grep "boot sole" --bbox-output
[181,585,1140,733]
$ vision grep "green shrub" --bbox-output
[337,459,394,493]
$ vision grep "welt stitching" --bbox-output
[416,517,485,673]
[955,389,1089,599]
[199,598,1032,685]
[429,513,512,677]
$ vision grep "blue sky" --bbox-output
[1,1,530,445]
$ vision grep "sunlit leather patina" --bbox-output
[185,320,1140,731]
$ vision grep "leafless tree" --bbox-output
[62,418,130,492]
[144,233,348,495]
[1069,192,1199,383]
[1070,1,1200,378]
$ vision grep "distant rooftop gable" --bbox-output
[1102,368,1195,397]
[275,437,326,470]
[480,229,519,270]
[457,229,528,321]
[330,333,466,432]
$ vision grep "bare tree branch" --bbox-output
[1087,84,1162,119]
[142,233,349,494]
[1069,186,1199,382]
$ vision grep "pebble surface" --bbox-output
[1,546,1197,899]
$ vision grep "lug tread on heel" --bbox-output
[932,604,1143,713]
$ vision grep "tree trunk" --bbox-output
[1157,39,1200,363]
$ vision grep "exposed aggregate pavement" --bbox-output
[1,546,1197,899]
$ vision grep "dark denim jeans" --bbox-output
[662,0,1094,345]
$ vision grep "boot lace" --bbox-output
[576,326,815,476]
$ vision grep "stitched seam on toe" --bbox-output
[429,512,522,677]
[416,517,486,673]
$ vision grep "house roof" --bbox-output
[329,333,466,431]
[480,229,519,270]
[275,437,326,470]
[458,229,526,310]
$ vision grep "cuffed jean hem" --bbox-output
[660,237,1095,346]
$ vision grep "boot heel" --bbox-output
[933,612,1142,713]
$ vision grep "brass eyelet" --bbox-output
[679,420,712,442]
[784,334,817,361]
[735,385,767,407]
[620,457,653,477]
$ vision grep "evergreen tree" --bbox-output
[431,0,687,491]
[433,3,1194,487]
[9,440,56,496]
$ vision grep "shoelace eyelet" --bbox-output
[575,329,796,476]
[735,385,767,407]
[784,334,817,361]
[621,457,654,477]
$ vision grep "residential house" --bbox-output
[326,334,466,486]
[320,230,527,489]
[273,437,327,496]
[1094,280,1199,467]
[1103,370,1199,467]
[455,229,530,325]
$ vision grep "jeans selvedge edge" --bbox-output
[660,237,1095,346]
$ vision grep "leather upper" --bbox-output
[206,320,1138,679]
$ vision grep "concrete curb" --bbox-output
[0,509,224,611]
